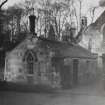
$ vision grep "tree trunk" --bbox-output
[17,17,21,34]
[17,16,21,34]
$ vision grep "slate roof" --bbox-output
[94,10,105,30]
[7,35,97,59]
[38,37,97,59]
[59,45,97,59]
[85,10,105,33]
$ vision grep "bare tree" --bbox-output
[11,0,97,44]
[0,0,8,9]
[89,6,98,23]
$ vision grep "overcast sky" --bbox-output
[3,0,24,7]
[2,0,105,24]
[4,0,100,7]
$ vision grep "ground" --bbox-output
[0,79,105,105]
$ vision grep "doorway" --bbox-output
[73,59,79,85]
[60,65,71,88]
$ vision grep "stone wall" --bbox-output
[4,36,98,88]
[78,59,97,85]
[60,57,97,86]
[4,39,61,88]
[5,49,27,83]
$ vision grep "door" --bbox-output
[26,53,34,83]
[60,65,71,88]
[73,59,79,85]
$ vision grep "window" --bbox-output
[23,50,38,74]
[26,53,34,74]
[86,60,90,67]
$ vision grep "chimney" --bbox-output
[81,16,87,28]
[47,24,56,40]
[29,15,36,35]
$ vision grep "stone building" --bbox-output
[79,10,105,76]
[4,34,97,88]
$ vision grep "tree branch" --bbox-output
[0,0,8,9]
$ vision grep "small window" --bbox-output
[27,62,34,74]
[24,50,38,74]
[19,68,22,73]
[40,52,43,55]
[86,60,90,65]
[27,53,34,63]
[86,60,90,67]
[27,53,34,74]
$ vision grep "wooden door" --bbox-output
[73,59,79,85]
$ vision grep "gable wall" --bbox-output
[4,36,97,88]
[4,37,61,88]
[62,57,97,86]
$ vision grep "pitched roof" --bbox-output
[85,10,105,33]
[38,37,97,59]
[59,45,97,59]
[94,10,105,30]
[7,35,97,59]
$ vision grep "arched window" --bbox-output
[24,50,38,74]
[26,53,34,74]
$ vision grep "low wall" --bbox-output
[0,81,57,93]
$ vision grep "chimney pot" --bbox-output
[29,15,36,35]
